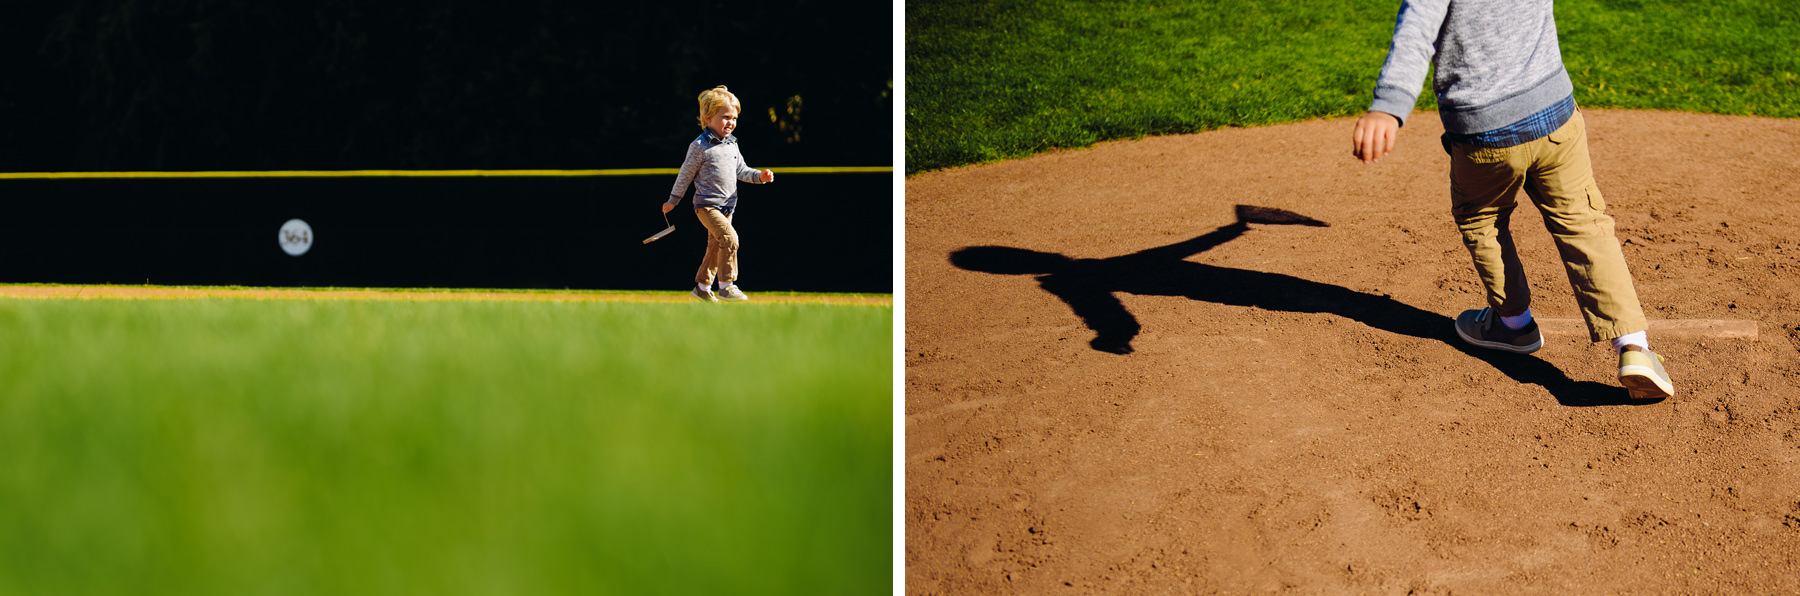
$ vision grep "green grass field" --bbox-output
[0,297,891,595]
[906,0,1800,174]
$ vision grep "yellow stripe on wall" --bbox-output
[0,166,891,180]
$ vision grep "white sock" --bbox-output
[1500,308,1534,330]
[1612,331,1648,352]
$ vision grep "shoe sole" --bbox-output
[1619,365,1674,400]
[1454,324,1542,354]
[692,292,717,303]
[718,296,749,302]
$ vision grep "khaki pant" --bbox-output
[1447,110,1646,343]
[694,207,738,287]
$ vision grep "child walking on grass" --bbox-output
[664,85,774,302]
[1351,0,1674,400]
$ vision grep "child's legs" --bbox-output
[1524,111,1647,342]
[693,207,739,286]
[1449,143,1534,318]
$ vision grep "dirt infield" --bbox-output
[905,110,1800,593]
[0,285,891,305]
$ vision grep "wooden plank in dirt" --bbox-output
[1535,318,1757,340]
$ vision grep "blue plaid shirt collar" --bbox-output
[702,129,737,145]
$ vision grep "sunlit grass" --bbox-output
[906,0,1800,174]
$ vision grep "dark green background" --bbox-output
[1,0,893,172]
[0,1,894,292]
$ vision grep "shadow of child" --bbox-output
[949,205,1640,406]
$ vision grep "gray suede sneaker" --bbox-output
[1454,307,1543,354]
[692,283,717,302]
[716,284,749,302]
[1619,345,1674,400]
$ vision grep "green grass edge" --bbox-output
[0,282,891,300]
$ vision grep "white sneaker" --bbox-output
[691,283,717,302]
[1619,345,1674,400]
[716,284,749,302]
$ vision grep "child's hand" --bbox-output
[760,169,774,183]
[1352,111,1400,164]
[661,202,674,214]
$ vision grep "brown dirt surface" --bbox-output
[904,109,1800,594]
[0,285,890,305]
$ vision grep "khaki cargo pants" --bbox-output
[694,206,738,287]
[1446,110,1647,343]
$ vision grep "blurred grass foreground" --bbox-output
[0,297,891,595]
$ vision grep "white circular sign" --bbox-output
[278,219,313,256]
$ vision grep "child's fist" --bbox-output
[760,169,774,183]
[661,202,674,214]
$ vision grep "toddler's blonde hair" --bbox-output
[696,85,741,128]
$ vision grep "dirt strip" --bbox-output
[0,285,891,305]
[905,109,1800,595]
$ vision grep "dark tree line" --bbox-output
[0,0,892,171]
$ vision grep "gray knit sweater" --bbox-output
[1368,0,1574,135]
[666,129,764,213]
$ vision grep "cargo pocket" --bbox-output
[1586,184,1607,211]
